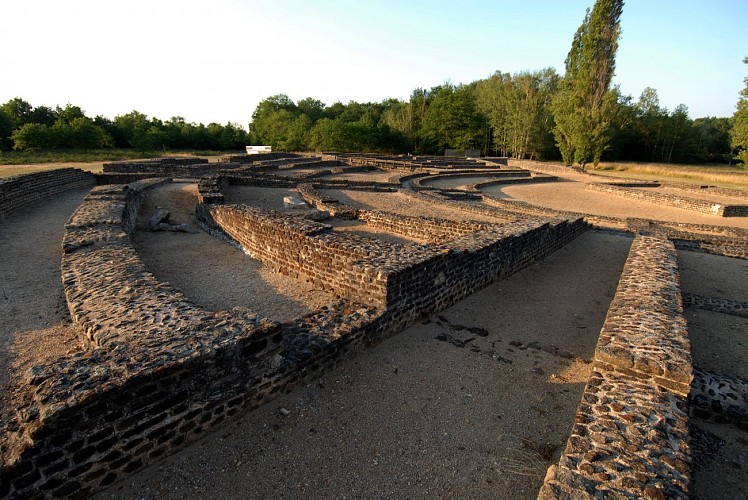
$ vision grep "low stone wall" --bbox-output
[94,172,160,184]
[102,159,229,178]
[690,368,748,429]
[217,152,301,163]
[197,175,226,204]
[198,204,391,308]
[199,202,589,322]
[0,180,285,498]
[472,174,558,189]
[539,236,693,499]
[411,170,531,190]
[586,182,748,217]
[0,168,94,219]
[479,191,748,258]
[506,159,586,175]
[358,210,494,244]
[682,293,748,318]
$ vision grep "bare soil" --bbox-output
[483,181,748,229]
[1,169,746,499]
[0,188,90,413]
[98,230,632,499]
[133,183,337,321]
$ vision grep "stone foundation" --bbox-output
[1,171,587,497]
[0,168,94,219]
[539,236,694,499]
[586,183,748,217]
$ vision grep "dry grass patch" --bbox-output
[591,161,748,190]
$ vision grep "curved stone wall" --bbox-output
[0,168,94,219]
[1,179,284,497]
[586,182,748,217]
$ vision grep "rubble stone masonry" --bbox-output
[0,168,94,219]
[586,182,748,217]
[539,236,693,499]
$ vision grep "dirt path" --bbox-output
[133,183,337,322]
[0,187,90,410]
[97,231,633,499]
[484,181,748,229]
[678,251,748,500]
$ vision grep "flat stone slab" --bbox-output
[594,236,692,395]
[538,369,691,499]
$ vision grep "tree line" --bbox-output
[248,83,735,165]
[249,0,742,167]
[0,99,250,152]
[2,0,746,167]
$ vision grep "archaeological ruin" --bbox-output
[0,152,746,498]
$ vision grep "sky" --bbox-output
[1,0,746,128]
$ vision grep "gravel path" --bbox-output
[0,187,90,411]
[484,181,748,229]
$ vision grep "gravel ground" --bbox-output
[97,230,632,499]
[483,181,748,229]
[133,183,336,321]
[677,250,748,499]
[0,188,90,416]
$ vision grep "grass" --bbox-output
[0,149,243,178]
[0,149,242,165]
[589,161,748,190]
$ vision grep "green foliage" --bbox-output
[551,0,624,167]
[11,123,55,151]
[418,84,484,154]
[731,57,748,166]
[1,98,33,129]
[0,109,14,151]
[476,68,558,159]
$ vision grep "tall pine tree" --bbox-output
[552,0,624,167]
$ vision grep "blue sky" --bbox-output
[1,0,746,127]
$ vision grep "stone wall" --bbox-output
[0,180,285,498]
[198,202,589,321]
[586,182,748,217]
[506,159,586,175]
[217,152,301,163]
[357,210,493,244]
[102,159,228,178]
[0,168,94,219]
[198,204,391,308]
[539,236,693,499]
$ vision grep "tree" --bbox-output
[693,116,732,163]
[732,57,748,166]
[419,84,484,154]
[11,123,55,151]
[249,95,299,147]
[297,98,326,122]
[28,106,58,127]
[0,109,14,151]
[476,68,559,159]
[0,97,33,129]
[114,110,150,147]
[551,0,624,167]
